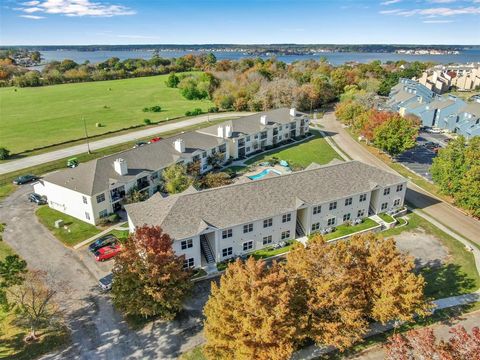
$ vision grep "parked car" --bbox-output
[98,273,114,291]
[88,234,118,253]
[28,193,47,205]
[149,137,162,143]
[67,157,79,168]
[133,141,147,148]
[13,174,38,185]
[94,244,122,262]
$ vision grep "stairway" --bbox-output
[200,234,215,264]
[295,220,305,238]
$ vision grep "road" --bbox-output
[318,112,480,246]
[0,185,212,359]
[0,112,253,175]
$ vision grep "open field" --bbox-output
[245,131,342,168]
[0,72,213,154]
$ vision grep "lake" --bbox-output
[38,49,480,66]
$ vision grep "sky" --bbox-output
[0,0,479,45]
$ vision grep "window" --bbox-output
[396,184,403,192]
[329,201,337,210]
[246,136,251,142]
[85,212,90,220]
[222,247,233,257]
[181,239,193,250]
[313,205,321,215]
[202,152,207,158]
[381,202,388,210]
[246,147,251,153]
[282,214,291,223]
[222,229,233,239]
[281,231,290,240]
[359,194,367,202]
[96,193,105,203]
[263,218,273,228]
[99,209,108,218]
[219,144,226,153]
[343,213,351,222]
[183,258,194,269]
[384,188,391,196]
[311,222,320,231]
[263,235,272,245]
[394,199,401,206]
[243,241,253,251]
[243,223,253,233]
[357,209,365,218]
[345,197,352,206]
[327,217,336,226]
[82,196,88,204]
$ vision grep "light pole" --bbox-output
[83,116,91,154]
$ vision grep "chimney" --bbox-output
[114,158,128,176]
[217,126,224,138]
[260,115,268,125]
[174,138,185,153]
[224,125,232,138]
[289,108,297,117]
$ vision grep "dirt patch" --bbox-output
[394,228,450,267]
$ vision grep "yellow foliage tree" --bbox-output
[203,258,297,360]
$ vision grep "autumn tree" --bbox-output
[373,114,420,156]
[162,163,193,194]
[334,100,367,126]
[386,325,480,360]
[201,172,232,189]
[111,225,192,319]
[203,258,297,360]
[7,270,64,341]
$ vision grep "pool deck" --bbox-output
[239,164,292,182]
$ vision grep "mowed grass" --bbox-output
[0,72,213,154]
[245,131,342,168]
[35,206,101,246]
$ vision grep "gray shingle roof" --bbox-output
[460,102,480,117]
[126,161,405,240]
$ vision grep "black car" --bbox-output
[99,273,114,291]
[133,141,147,149]
[88,234,118,253]
[28,193,47,205]
[13,174,38,185]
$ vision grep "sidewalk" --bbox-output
[73,221,128,249]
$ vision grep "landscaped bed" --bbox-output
[378,212,395,223]
[35,206,101,246]
[251,240,298,260]
[323,218,380,241]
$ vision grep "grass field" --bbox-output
[245,131,342,168]
[0,72,213,154]
[323,218,380,240]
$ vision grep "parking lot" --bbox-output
[395,130,452,182]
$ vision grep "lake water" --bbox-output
[38,49,480,66]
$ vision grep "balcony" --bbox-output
[238,139,245,147]
[137,177,150,190]
[110,186,125,203]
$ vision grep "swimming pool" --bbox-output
[248,169,283,180]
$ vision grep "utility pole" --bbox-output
[83,116,91,154]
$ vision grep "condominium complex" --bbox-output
[388,78,480,139]
[416,64,480,94]
[126,161,407,269]
[33,108,310,225]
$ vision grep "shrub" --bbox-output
[208,106,219,113]
[185,108,203,117]
[142,105,162,113]
[143,118,152,125]
[0,147,10,160]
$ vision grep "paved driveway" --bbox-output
[0,185,214,359]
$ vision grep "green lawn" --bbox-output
[0,72,213,154]
[244,130,342,168]
[35,206,101,246]
[251,240,298,260]
[382,212,480,299]
[106,229,130,242]
[323,218,380,241]
[378,212,395,223]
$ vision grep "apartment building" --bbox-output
[416,64,480,94]
[33,108,309,225]
[126,161,407,269]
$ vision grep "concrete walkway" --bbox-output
[0,112,253,175]
[73,222,129,249]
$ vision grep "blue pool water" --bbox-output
[248,169,282,180]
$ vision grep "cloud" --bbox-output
[17,0,136,17]
[379,9,403,14]
[19,14,44,19]
[380,6,480,16]
[423,19,455,22]
[381,0,402,5]
[428,0,457,3]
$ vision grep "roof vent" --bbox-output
[174,138,185,153]
[290,108,297,117]
[114,158,128,176]
[260,115,268,125]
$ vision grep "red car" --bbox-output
[94,244,122,261]
[149,137,162,143]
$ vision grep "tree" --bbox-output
[124,186,149,204]
[207,152,226,169]
[0,254,27,306]
[111,225,192,319]
[334,100,367,126]
[162,163,193,194]
[386,325,480,360]
[373,114,419,156]
[165,72,180,88]
[7,270,64,341]
[0,147,10,160]
[201,172,232,189]
[203,258,297,360]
